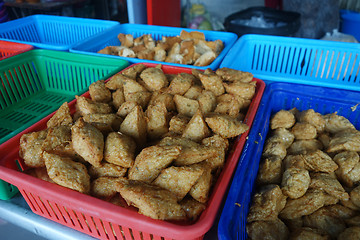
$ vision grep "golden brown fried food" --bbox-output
[289,227,330,240]
[179,197,206,221]
[169,114,190,135]
[201,134,229,170]
[189,162,212,203]
[327,129,360,153]
[215,67,253,83]
[47,102,73,128]
[283,155,305,169]
[345,216,360,227]
[117,33,134,48]
[309,172,349,201]
[303,207,346,239]
[350,185,360,208]
[19,129,48,168]
[89,80,111,103]
[287,139,324,155]
[167,72,194,95]
[104,132,136,168]
[271,110,296,130]
[296,109,326,133]
[334,151,360,188]
[270,128,295,148]
[145,102,169,140]
[173,94,199,117]
[302,150,338,173]
[111,88,125,110]
[194,51,216,67]
[197,90,216,114]
[337,226,360,240]
[279,189,326,220]
[148,91,176,112]
[182,109,210,142]
[198,72,224,96]
[281,167,310,199]
[324,204,358,219]
[257,156,283,185]
[88,162,127,179]
[71,118,104,168]
[153,163,205,200]
[121,64,146,80]
[116,101,138,118]
[262,140,287,160]
[26,167,54,183]
[75,95,112,116]
[291,122,317,140]
[247,184,287,222]
[205,113,249,138]
[128,145,182,183]
[123,78,151,108]
[83,113,122,134]
[223,81,256,100]
[139,67,168,91]
[323,113,356,134]
[116,179,186,220]
[41,125,77,158]
[91,176,123,199]
[247,218,289,240]
[183,85,203,99]
[43,152,90,194]
[174,144,217,166]
[105,72,129,90]
[119,105,147,147]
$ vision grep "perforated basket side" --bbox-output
[0,20,42,43]
[221,34,360,91]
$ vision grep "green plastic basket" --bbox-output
[0,49,128,200]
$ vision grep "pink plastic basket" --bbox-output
[0,63,265,240]
[0,40,33,61]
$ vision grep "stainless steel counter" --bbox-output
[0,193,219,240]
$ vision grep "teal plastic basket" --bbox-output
[0,14,119,51]
[221,34,360,91]
[0,49,128,200]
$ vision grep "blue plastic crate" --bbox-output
[218,82,360,240]
[220,34,360,91]
[70,23,238,70]
[0,15,119,51]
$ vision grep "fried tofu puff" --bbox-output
[116,179,186,221]
[91,176,124,199]
[247,218,289,240]
[139,67,168,91]
[179,197,206,221]
[41,125,78,159]
[75,95,112,116]
[323,113,356,134]
[327,129,360,153]
[198,72,225,96]
[43,152,90,194]
[167,72,195,95]
[205,113,249,138]
[270,110,296,130]
[189,162,212,203]
[215,67,254,83]
[223,81,256,100]
[71,118,104,168]
[104,132,136,168]
[145,102,169,140]
[128,145,182,183]
[46,102,73,128]
[88,162,127,179]
[153,163,205,201]
[89,80,112,103]
[173,94,199,118]
[19,129,48,168]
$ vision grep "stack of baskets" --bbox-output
[1,12,360,240]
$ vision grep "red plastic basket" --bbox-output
[0,63,265,240]
[0,40,33,61]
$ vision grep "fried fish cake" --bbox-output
[215,67,253,83]
[71,118,104,168]
[89,80,111,103]
[205,113,249,139]
[75,95,112,116]
[104,132,136,168]
[43,152,90,194]
[91,176,124,199]
[46,102,73,128]
[88,162,127,179]
[19,129,48,168]
[271,110,296,130]
[128,145,182,183]
[116,179,186,220]
[180,197,206,221]
[153,163,205,201]
[139,67,168,91]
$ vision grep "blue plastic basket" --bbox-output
[218,82,360,240]
[70,23,238,70]
[220,34,360,91]
[0,14,120,51]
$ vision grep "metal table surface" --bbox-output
[0,193,219,240]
